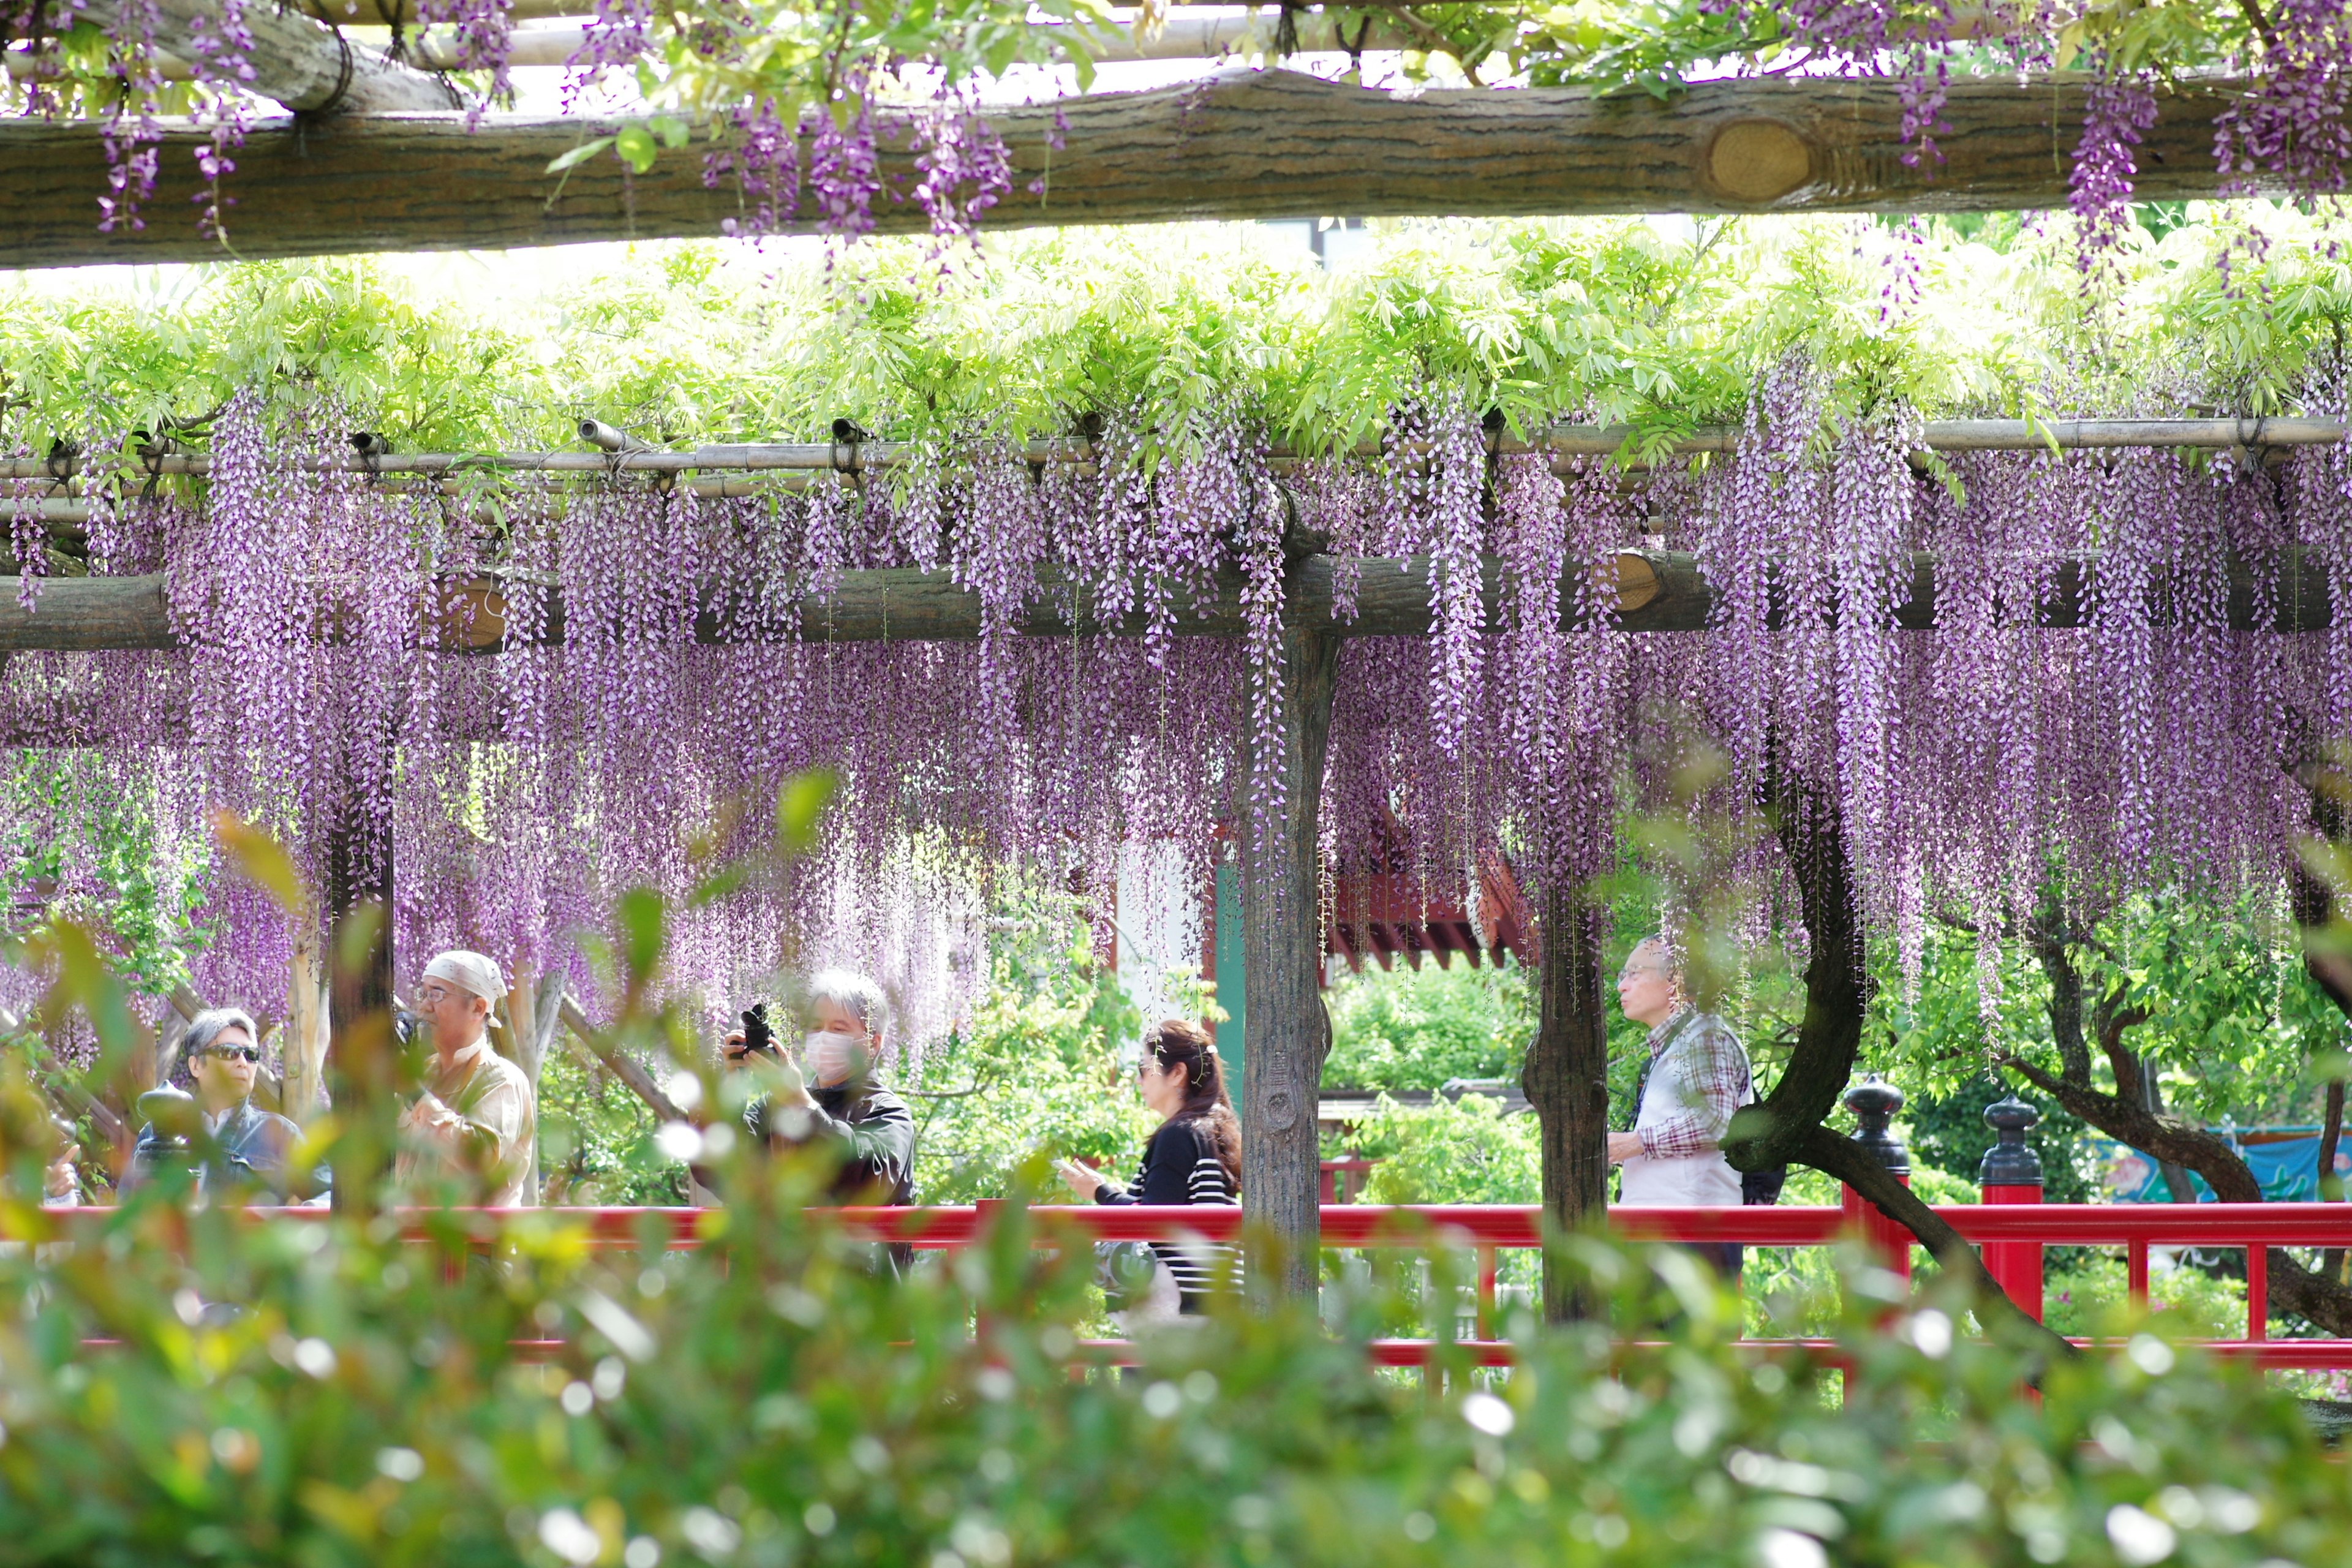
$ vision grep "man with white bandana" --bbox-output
[397,950,537,1207]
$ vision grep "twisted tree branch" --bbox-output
[1717,762,2072,1357]
[2001,1052,2352,1336]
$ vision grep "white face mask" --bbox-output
[804,1029,867,1086]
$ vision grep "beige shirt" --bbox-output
[396,1038,537,1207]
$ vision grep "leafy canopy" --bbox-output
[6,206,2349,476]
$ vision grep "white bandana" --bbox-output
[423,951,508,1003]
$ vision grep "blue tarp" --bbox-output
[2087,1129,2352,1203]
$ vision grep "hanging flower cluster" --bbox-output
[6,371,2352,1049]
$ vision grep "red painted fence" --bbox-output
[62,1196,2350,1371]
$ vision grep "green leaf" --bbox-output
[543,136,616,176]
[616,886,666,987]
[614,124,662,175]
[777,769,839,856]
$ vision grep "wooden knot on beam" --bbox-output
[1703,118,1815,205]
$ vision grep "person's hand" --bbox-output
[42,1146,77,1201]
[1605,1131,1646,1164]
[1055,1158,1109,1201]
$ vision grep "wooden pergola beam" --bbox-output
[8,417,2340,487]
[2,549,2332,654]
[68,0,453,112]
[1,70,2278,270]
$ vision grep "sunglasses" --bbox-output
[202,1046,262,1064]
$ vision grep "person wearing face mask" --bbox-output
[725,970,918,1216]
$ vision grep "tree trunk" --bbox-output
[2000,1057,2352,1334]
[0,72,2281,270]
[1238,625,1340,1304]
[1722,765,2069,1354]
[1520,877,1611,1320]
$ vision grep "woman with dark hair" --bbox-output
[1056,1019,1242,1318]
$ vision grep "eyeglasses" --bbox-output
[202,1046,262,1064]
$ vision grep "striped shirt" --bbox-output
[1093,1115,1241,1311]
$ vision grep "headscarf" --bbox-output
[423,951,508,1003]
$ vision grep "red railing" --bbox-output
[48,1199,2352,1370]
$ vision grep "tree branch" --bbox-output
[1716,760,2072,1357]
[2001,1054,2352,1335]
[1793,1121,2068,1355]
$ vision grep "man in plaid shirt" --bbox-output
[1608,935,1754,1274]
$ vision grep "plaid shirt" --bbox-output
[1632,1009,1751,1161]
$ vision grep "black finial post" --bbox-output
[1845,1073,1909,1175]
[1978,1093,2045,1188]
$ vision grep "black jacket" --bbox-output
[1095,1115,1239,1310]
[123,1100,327,1202]
[748,1081,918,1272]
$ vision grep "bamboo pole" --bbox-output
[8,417,2339,486]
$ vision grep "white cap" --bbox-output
[422,950,508,1003]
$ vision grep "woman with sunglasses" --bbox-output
[1055,1020,1242,1321]
[124,1008,325,1201]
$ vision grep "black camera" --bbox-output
[736,1001,777,1060]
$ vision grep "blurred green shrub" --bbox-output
[2046,1254,2252,1342]
[0,1172,2335,1568]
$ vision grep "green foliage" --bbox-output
[904,891,1153,1203]
[2046,1255,2252,1343]
[534,1045,692,1209]
[1869,891,2347,1131]
[1322,963,1534,1093]
[1349,1094,1542,1205]
[7,208,2350,496]
[0,1169,2339,1567]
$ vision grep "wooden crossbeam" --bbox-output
[1,550,2332,654]
[1,69,2275,270]
[9,418,2339,489]
[69,0,453,111]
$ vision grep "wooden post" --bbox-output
[507,963,540,1206]
[1238,625,1339,1303]
[1520,878,1612,1319]
[1978,1093,2045,1322]
[282,917,327,1123]
[324,764,397,1217]
[1841,1076,1913,1282]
